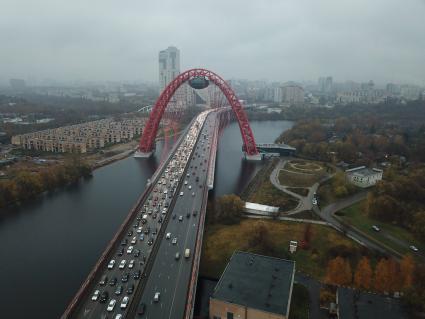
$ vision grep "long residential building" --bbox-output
[11,117,146,153]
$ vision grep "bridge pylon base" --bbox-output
[134,150,154,158]
[244,153,263,161]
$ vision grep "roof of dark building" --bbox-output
[338,287,407,319]
[212,251,295,316]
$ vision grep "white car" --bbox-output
[410,245,419,252]
[126,246,134,254]
[107,299,117,312]
[128,260,135,269]
[166,232,171,239]
[154,292,160,303]
[179,216,183,222]
[91,289,100,301]
[131,236,137,244]
[188,185,192,190]
[172,237,177,245]
[108,259,115,269]
[372,225,381,232]
[192,192,195,196]
[184,180,188,185]
[120,296,129,309]
[137,226,143,233]
[180,192,184,196]
[119,260,126,269]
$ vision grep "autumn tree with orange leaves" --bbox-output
[354,256,373,290]
[325,256,352,286]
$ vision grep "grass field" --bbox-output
[338,201,425,255]
[279,169,321,187]
[287,187,309,196]
[200,219,362,280]
[247,179,298,212]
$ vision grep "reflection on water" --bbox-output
[0,120,292,319]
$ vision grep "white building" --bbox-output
[345,166,383,188]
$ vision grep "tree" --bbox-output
[212,194,244,225]
[400,255,415,290]
[374,258,400,293]
[325,257,352,286]
[354,256,372,290]
[412,212,425,242]
[246,221,275,254]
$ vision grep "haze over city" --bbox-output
[2,0,425,85]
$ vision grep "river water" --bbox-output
[0,120,292,319]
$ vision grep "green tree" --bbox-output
[212,194,244,225]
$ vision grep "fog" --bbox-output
[1,0,424,85]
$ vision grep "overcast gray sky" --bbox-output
[1,0,424,85]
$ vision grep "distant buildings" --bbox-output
[209,251,295,319]
[345,166,383,188]
[11,118,145,154]
[318,76,333,93]
[273,82,304,105]
[158,46,195,109]
[9,79,26,91]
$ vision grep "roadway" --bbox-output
[68,110,213,319]
[130,114,216,318]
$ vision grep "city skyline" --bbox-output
[1,0,425,86]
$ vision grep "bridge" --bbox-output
[62,69,260,319]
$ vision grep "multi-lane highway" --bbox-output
[66,109,216,319]
[132,110,216,319]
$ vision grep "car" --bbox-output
[114,315,123,319]
[312,199,318,205]
[148,238,154,246]
[131,236,137,244]
[128,260,135,269]
[158,217,163,223]
[139,234,144,241]
[133,270,141,279]
[144,227,150,234]
[193,210,197,217]
[372,225,381,232]
[134,249,141,257]
[127,246,134,254]
[107,299,116,312]
[410,245,419,252]
[184,180,188,185]
[137,226,143,233]
[184,248,190,258]
[154,292,160,303]
[99,291,109,303]
[172,237,177,245]
[119,260,126,269]
[121,273,129,283]
[99,275,108,286]
[108,259,116,269]
[175,252,180,260]
[115,285,123,295]
[180,191,184,196]
[137,303,146,315]
[127,284,134,294]
[127,230,133,237]
[117,248,124,256]
[91,289,100,301]
[120,296,129,309]
[166,232,171,239]
[121,239,128,246]
[109,277,117,286]
[192,192,195,196]
[179,215,183,222]
[173,214,176,220]
[188,185,192,190]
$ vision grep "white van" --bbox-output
[184,249,190,258]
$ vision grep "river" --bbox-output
[0,120,292,319]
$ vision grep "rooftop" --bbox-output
[212,251,295,316]
[256,143,296,151]
[338,288,407,319]
[245,202,279,213]
[345,166,382,177]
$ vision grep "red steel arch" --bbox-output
[139,68,258,155]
